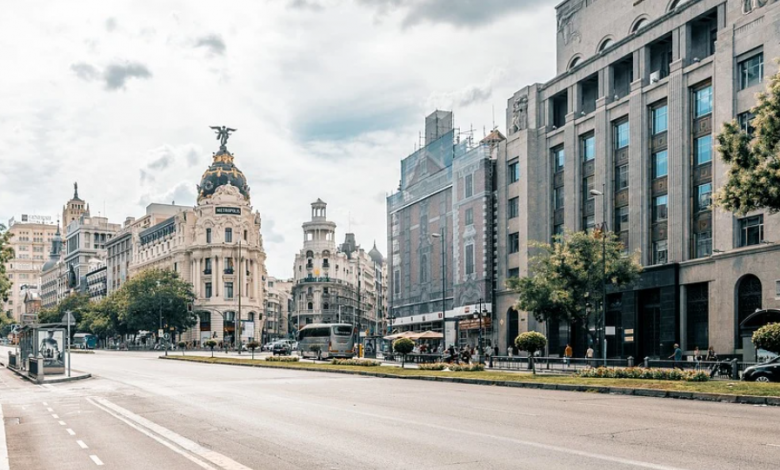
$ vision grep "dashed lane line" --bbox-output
[52,414,59,419]
[77,440,88,449]
[58,421,66,426]
[89,455,104,466]
[46,408,53,412]
[66,429,76,436]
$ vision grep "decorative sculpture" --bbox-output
[209,125,237,150]
[512,96,528,132]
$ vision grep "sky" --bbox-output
[0,0,557,278]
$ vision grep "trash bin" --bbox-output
[627,356,634,368]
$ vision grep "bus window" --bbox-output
[333,325,352,336]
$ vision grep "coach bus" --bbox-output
[297,323,355,359]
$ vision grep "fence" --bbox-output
[7,352,17,370]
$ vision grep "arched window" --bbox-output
[247,312,255,322]
[668,0,688,11]
[631,17,649,34]
[307,302,313,310]
[737,275,762,347]
[324,303,329,310]
[306,250,314,258]
[567,55,582,71]
[598,37,613,53]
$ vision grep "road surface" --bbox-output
[1,349,779,469]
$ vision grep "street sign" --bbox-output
[61,312,76,324]
[605,326,616,336]
[158,329,164,337]
[164,333,170,340]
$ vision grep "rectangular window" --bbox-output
[508,232,520,254]
[652,150,668,178]
[694,85,713,118]
[738,111,756,136]
[465,173,473,198]
[616,165,629,190]
[582,176,594,203]
[205,282,212,298]
[615,206,629,233]
[652,105,668,135]
[465,208,474,226]
[508,197,519,219]
[695,231,712,258]
[225,282,234,299]
[695,183,712,212]
[581,134,595,161]
[204,258,212,273]
[615,120,629,149]
[739,53,764,90]
[652,195,668,222]
[739,215,764,247]
[224,228,233,243]
[553,224,564,238]
[508,161,520,184]
[465,244,475,275]
[686,283,709,349]
[554,187,565,210]
[776,280,780,297]
[652,240,668,265]
[695,135,712,165]
[583,215,595,231]
[553,147,565,172]
[207,227,214,242]
[508,268,520,279]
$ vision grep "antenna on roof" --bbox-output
[492,104,495,130]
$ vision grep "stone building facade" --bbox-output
[265,276,293,341]
[63,215,120,294]
[494,0,780,360]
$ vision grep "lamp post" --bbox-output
[155,280,167,357]
[589,187,608,367]
[430,230,446,351]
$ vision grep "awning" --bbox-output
[739,309,780,329]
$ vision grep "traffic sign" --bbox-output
[158,329,164,337]
[62,311,76,325]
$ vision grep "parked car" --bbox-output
[272,341,292,356]
[742,356,780,382]
[262,342,275,352]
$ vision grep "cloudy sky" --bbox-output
[0,0,557,277]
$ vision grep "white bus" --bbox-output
[297,323,355,359]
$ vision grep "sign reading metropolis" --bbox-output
[215,207,241,215]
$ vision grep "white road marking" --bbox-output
[46,407,53,412]
[58,421,66,426]
[89,455,104,466]
[88,397,247,470]
[66,429,76,436]
[42,402,48,406]
[77,440,88,449]
[0,405,10,470]
[52,414,59,419]
[766,444,780,448]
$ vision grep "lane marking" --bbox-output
[766,444,780,448]
[67,429,76,436]
[0,404,9,470]
[47,408,53,412]
[89,455,104,466]
[77,440,88,449]
[52,414,59,419]
[58,421,66,426]
[42,402,48,406]
[89,397,251,470]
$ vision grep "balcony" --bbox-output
[203,269,212,275]
[322,262,330,269]
[224,268,234,275]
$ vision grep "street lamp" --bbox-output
[430,230,446,351]
[589,187,607,367]
[156,280,167,357]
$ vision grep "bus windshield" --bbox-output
[333,326,352,336]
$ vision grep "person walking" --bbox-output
[693,346,701,371]
[706,345,717,362]
[586,346,594,368]
[668,343,683,370]
[564,344,573,368]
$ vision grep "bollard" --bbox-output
[627,356,634,368]
[643,356,649,368]
[731,358,739,380]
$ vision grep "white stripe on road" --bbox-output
[66,428,75,436]
[766,444,780,448]
[52,414,59,419]
[0,405,10,470]
[58,421,66,426]
[89,455,104,466]
[42,402,47,406]
[77,440,88,449]
[46,408,53,412]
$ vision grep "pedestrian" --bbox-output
[693,346,701,370]
[494,345,500,357]
[706,345,717,362]
[668,343,683,370]
[586,346,594,367]
[564,344,573,368]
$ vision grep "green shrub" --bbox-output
[418,363,448,371]
[449,363,485,372]
[265,356,300,362]
[332,359,381,367]
[576,367,709,382]
[753,323,780,354]
[514,331,547,354]
[393,338,414,355]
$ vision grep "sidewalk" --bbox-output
[1,346,92,384]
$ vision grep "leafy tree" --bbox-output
[393,338,414,368]
[38,293,91,325]
[78,292,128,341]
[205,339,217,358]
[753,323,780,354]
[0,225,13,303]
[515,331,548,375]
[507,230,642,350]
[116,269,196,334]
[715,65,780,213]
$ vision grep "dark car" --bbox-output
[272,341,292,356]
[742,356,780,382]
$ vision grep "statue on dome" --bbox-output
[210,125,237,149]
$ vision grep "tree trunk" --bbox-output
[531,355,536,375]
[402,354,406,369]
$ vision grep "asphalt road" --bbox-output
[2,349,780,469]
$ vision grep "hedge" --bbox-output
[331,359,382,367]
[577,367,709,382]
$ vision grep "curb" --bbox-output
[159,356,780,407]
[5,365,92,384]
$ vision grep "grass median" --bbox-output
[161,355,780,398]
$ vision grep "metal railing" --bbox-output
[491,356,629,372]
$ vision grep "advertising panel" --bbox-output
[36,329,64,368]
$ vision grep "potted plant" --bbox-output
[515,331,547,375]
[309,344,322,361]
[177,341,187,356]
[247,340,260,360]
[205,339,217,358]
[393,338,415,368]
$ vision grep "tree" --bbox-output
[507,230,642,350]
[78,292,128,343]
[753,323,780,354]
[393,338,414,368]
[0,224,13,304]
[247,340,260,360]
[515,331,548,375]
[205,339,217,358]
[38,293,91,325]
[116,269,196,334]
[715,65,780,214]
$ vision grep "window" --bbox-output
[653,195,668,222]
[553,224,564,238]
[243,229,248,241]
[738,111,756,136]
[465,174,473,198]
[582,176,594,203]
[739,53,764,90]
[694,85,713,118]
[652,150,668,178]
[224,282,234,299]
[695,183,712,212]
[686,283,709,349]
[508,197,519,219]
[508,268,520,279]
[615,206,629,232]
[553,147,565,172]
[581,134,595,161]
[739,215,764,247]
[465,244,475,275]
[508,233,520,254]
[583,215,595,231]
[554,187,565,210]
[695,231,712,258]
[695,135,712,165]
[224,228,232,243]
[508,161,520,184]
[465,208,474,226]
[615,121,629,149]
[616,165,629,190]
[652,240,668,265]
[652,105,668,135]
[205,282,212,298]
[307,302,313,310]
[776,280,780,298]
[204,258,212,273]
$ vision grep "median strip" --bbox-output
[160,355,780,406]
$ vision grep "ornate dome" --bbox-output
[197,150,250,202]
[369,242,384,264]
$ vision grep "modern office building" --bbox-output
[494,0,780,360]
